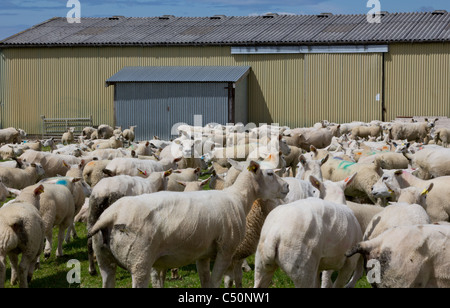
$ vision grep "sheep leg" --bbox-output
[233,259,244,288]
[8,252,19,285]
[87,237,97,276]
[44,224,54,259]
[321,270,333,288]
[56,226,67,257]
[333,255,360,288]
[18,255,34,288]
[196,258,211,287]
[210,252,233,288]
[0,254,6,288]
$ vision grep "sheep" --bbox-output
[389,118,438,143]
[357,152,409,170]
[61,127,75,145]
[434,128,450,148]
[0,162,45,189]
[92,135,124,150]
[404,147,450,179]
[320,157,382,204]
[19,150,72,178]
[82,160,111,187]
[223,198,281,288]
[86,169,173,276]
[298,125,341,151]
[86,148,135,160]
[0,127,24,145]
[254,173,363,288]
[0,144,25,160]
[82,126,96,139]
[345,201,384,235]
[113,126,122,137]
[363,185,433,241]
[371,169,450,222]
[87,161,289,288]
[0,185,45,288]
[103,156,181,177]
[30,181,76,259]
[282,145,302,177]
[209,170,225,190]
[177,177,211,192]
[345,224,450,288]
[167,167,201,192]
[350,124,382,140]
[122,125,137,145]
[97,124,114,139]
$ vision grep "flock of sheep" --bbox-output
[0,117,450,288]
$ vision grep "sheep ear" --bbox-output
[247,161,260,173]
[320,154,329,166]
[164,169,173,177]
[343,173,357,188]
[309,175,322,191]
[421,183,434,196]
[394,170,403,176]
[176,180,187,187]
[299,154,307,166]
[63,161,70,168]
[173,157,183,163]
[310,145,317,153]
[200,177,211,186]
[34,184,45,196]
[72,177,82,183]
[137,168,147,176]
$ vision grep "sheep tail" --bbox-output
[0,219,22,253]
[87,210,116,241]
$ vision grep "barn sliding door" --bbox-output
[114,82,229,141]
[303,53,384,126]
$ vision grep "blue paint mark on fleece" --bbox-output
[55,179,69,187]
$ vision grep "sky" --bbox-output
[1,0,450,40]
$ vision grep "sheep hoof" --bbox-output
[89,269,97,276]
[44,252,51,259]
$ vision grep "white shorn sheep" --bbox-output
[88,161,289,288]
[86,169,173,276]
[0,162,45,189]
[0,185,45,288]
[254,173,363,288]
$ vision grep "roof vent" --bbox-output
[159,15,175,20]
[109,16,124,20]
[318,12,333,18]
[262,13,278,18]
[210,15,226,20]
[432,10,447,15]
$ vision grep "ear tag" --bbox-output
[421,189,428,195]
[344,177,350,183]
[248,165,257,172]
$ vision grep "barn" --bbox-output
[0,11,449,139]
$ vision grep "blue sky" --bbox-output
[1,0,450,40]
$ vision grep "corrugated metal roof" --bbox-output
[1,11,450,47]
[105,66,251,84]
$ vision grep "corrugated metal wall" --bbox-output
[114,82,229,140]
[385,43,450,121]
[304,53,383,127]
[1,43,449,134]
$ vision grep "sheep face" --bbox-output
[248,162,289,200]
